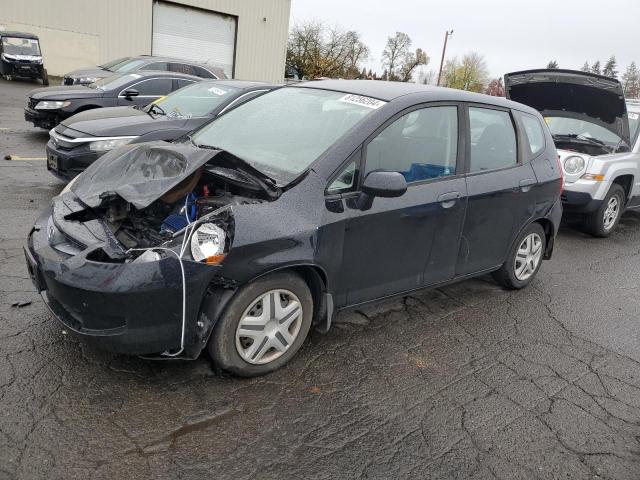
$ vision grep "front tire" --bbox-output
[41,69,49,86]
[584,184,625,237]
[492,222,546,290]
[207,272,313,377]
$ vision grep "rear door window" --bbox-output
[193,66,216,78]
[364,106,458,183]
[140,62,169,72]
[469,107,517,172]
[169,63,196,76]
[130,78,174,96]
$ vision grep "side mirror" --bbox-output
[356,171,407,210]
[122,89,139,100]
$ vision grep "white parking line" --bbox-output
[4,155,46,161]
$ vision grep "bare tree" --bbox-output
[581,61,590,72]
[286,21,369,79]
[398,48,429,82]
[381,32,412,81]
[485,78,505,96]
[591,60,602,75]
[547,60,559,69]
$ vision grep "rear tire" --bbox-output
[41,69,49,86]
[206,272,313,377]
[584,184,625,237]
[492,222,546,290]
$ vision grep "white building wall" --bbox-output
[0,0,291,82]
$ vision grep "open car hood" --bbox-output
[504,69,630,146]
[71,142,219,209]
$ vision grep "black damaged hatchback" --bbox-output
[25,81,562,376]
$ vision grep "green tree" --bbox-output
[622,62,640,98]
[591,60,602,75]
[547,60,559,69]
[441,52,489,92]
[603,55,618,78]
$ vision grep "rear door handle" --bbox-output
[437,191,460,209]
[519,178,536,192]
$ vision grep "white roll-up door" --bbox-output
[152,1,236,78]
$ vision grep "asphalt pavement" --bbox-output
[1,77,640,479]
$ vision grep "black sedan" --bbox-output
[25,81,563,377]
[45,80,279,180]
[24,71,201,129]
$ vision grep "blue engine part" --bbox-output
[160,193,197,234]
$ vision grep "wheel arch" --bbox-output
[612,174,634,202]
[533,217,555,259]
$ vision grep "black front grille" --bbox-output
[63,77,74,85]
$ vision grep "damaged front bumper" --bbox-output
[25,206,226,359]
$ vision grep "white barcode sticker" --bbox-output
[339,94,386,109]
[208,87,227,96]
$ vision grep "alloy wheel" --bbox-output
[603,196,620,231]
[235,289,303,365]
[514,233,543,281]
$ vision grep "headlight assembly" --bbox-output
[35,100,71,110]
[563,155,586,175]
[89,137,137,152]
[78,77,98,84]
[190,223,226,263]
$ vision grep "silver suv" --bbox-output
[506,69,640,236]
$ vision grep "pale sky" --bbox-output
[290,0,640,81]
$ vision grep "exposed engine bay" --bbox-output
[58,142,284,260]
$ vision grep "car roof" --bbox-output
[199,79,279,90]
[0,31,39,40]
[294,79,536,112]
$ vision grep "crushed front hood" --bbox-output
[504,69,630,145]
[71,142,219,209]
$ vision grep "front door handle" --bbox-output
[519,178,536,192]
[437,191,460,209]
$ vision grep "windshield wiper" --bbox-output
[147,103,166,116]
[553,133,610,149]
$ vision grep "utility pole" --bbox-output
[437,29,454,87]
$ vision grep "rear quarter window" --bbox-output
[516,111,546,158]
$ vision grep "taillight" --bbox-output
[555,154,564,195]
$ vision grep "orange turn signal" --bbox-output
[581,173,605,181]
[205,254,226,265]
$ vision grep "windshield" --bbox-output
[191,87,384,183]
[99,56,130,71]
[2,37,40,56]
[89,73,140,91]
[545,116,622,146]
[155,82,241,118]
[113,59,147,73]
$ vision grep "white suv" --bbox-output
[506,69,640,236]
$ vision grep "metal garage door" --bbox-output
[152,1,236,78]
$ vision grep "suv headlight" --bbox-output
[89,137,137,152]
[563,155,586,175]
[190,223,226,263]
[35,100,71,110]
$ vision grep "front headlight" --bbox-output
[89,137,137,152]
[35,100,71,110]
[190,223,226,263]
[563,155,586,175]
[78,77,98,84]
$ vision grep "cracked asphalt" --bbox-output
[2,77,640,480]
